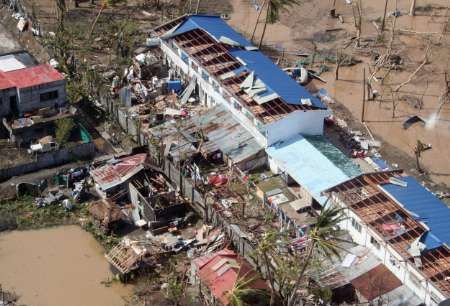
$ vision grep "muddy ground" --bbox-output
[229,0,450,190]
[0,226,131,306]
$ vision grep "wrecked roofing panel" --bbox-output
[266,134,361,205]
[189,106,262,163]
[90,153,147,190]
[381,176,450,250]
[172,15,253,47]
[166,15,326,109]
[230,49,325,108]
[351,264,402,301]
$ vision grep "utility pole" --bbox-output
[361,68,366,122]
[381,0,389,31]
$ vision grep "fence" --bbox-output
[0,142,95,180]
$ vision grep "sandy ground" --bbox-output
[0,20,21,53]
[228,0,450,187]
[0,226,131,306]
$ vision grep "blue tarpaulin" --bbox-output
[167,80,183,93]
[381,176,450,250]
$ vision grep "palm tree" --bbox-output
[228,271,271,306]
[258,0,301,49]
[287,205,348,306]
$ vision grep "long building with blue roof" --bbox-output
[153,14,331,148]
[382,176,450,250]
[325,171,450,304]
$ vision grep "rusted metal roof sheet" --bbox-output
[189,106,262,164]
[90,154,147,191]
[351,264,402,301]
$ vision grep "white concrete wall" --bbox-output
[331,193,447,305]
[264,109,331,146]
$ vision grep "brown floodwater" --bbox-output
[0,225,131,306]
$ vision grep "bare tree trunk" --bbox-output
[195,0,200,14]
[251,0,267,42]
[335,49,341,80]
[89,4,105,39]
[287,243,315,306]
[409,0,416,16]
[258,8,269,49]
[381,0,389,31]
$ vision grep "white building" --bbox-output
[324,171,450,305]
[152,15,331,148]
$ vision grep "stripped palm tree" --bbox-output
[258,0,301,49]
[287,205,348,306]
[228,270,270,306]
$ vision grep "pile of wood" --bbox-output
[105,237,162,274]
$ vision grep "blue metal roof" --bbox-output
[172,15,253,47]
[266,134,361,205]
[381,176,450,250]
[169,15,326,109]
[229,50,325,108]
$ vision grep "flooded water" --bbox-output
[0,226,131,306]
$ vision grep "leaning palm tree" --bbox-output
[287,205,348,306]
[228,271,271,306]
[258,0,301,49]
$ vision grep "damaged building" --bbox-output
[324,171,450,305]
[152,15,331,148]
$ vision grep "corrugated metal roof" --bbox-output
[381,176,450,250]
[0,64,64,90]
[172,15,253,47]
[168,15,326,109]
[266,134,361,205]
[90,154,147,191]
[189,105,262,164]
[351,264,402,301]
[194,249,267,305]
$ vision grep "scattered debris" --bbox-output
[403,115,426,129]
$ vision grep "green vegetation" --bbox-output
[0,197,79,231]
[55,117,76,145]
[82,219,121,250]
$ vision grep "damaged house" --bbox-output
[147,105,265,172]
[128,169,186,228]
[90,153,147,198]
[191,248,269,306]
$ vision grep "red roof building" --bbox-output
[0,64,64,90]
[192,249,268,306]
[0,64,67,118]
